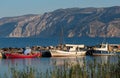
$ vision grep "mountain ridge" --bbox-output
[0,6,120,38]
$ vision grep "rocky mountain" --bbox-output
[0,6,120,37]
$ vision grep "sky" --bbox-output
[0,0,120,18]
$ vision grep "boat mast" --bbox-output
[103,25,108,43]
[59,27,64,45]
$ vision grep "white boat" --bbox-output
[50,44,87,57]
[91,43,119,56]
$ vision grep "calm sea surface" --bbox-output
[0,37,120,48]
[0,37,120,77]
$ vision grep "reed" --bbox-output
[1,56,120,78]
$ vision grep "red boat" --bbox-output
[5,53,41,58]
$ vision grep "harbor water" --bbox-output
[0,37,120,77]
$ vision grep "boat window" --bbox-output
[113,46,118,49]
[101,45,106,48]
[96,45,101,48]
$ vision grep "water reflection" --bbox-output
[0,56,119,76]
[23,58,32,66]
[91,56,118,64]
[50,56,85,68]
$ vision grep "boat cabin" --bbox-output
[64,44,85,51]
[94,44,108,51]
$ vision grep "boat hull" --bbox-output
[50,50,86,57]
[5,53,41,58]
[92,50,120,56]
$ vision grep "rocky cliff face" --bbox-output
[0,6,120,37]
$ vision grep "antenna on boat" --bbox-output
[102,25,107,44]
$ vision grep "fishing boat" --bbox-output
[50,44,87,57]
[90,43,120,56]
[5,52,41,58]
